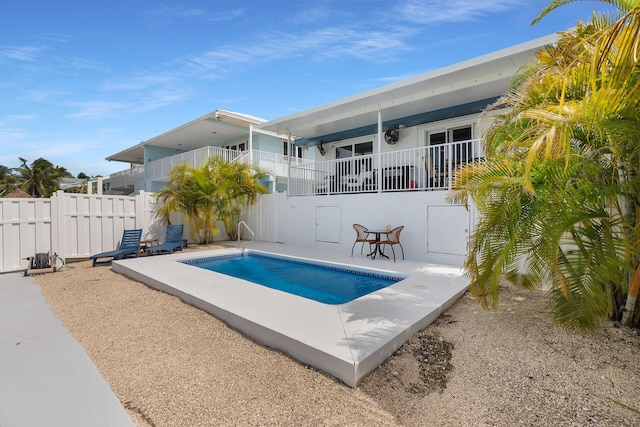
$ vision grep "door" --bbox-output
[426,125,474,169]
[315,205,341,243]
[426,205,469,255]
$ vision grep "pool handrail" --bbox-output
[237,221,254,252]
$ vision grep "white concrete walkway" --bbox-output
[0,273,133,427]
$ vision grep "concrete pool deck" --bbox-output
[113,242,469,387]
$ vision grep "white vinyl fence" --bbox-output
[0,190,285,274]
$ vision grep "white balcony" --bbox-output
[288,139,483,196]
[109,146,312,192]
[108,164,144,189]
[108,141,480,195]
[147,146,242,180]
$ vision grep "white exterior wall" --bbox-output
[282,191,475,267]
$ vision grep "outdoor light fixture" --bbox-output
[318,142,326,156]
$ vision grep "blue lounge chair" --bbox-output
[145,224,185,255]
[89,229,142,266]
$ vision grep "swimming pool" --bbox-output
[183,252,406,304]
[112,245,469,386]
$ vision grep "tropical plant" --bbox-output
[53,166,72,179]
[207,156,267,241]
[155,156,266,244]
[15,157,59,197]
[0,165,18,196]
[450,1,640,330]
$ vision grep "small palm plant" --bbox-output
[155,156,266,244]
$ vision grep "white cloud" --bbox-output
[131,89,191,113]
[181,24,412,76]
[0,114,34,126]
[102,74,178,92]
[394,0,522,24]
[63,57,109,72]
[149,4,245,22]
[23,89,67,103]
[0,45,45,61]
[36,33,69,43]
[66,101,129,119]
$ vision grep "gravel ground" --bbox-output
[34,244,640,426]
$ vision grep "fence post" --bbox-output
[50,191,65,258]
[135,190,144,230]
[136,190,156,236]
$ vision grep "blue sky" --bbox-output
[1,1,610,177]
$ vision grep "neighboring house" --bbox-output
[106,109,310,195]
[105,34,556,266]
[58,176,109,194]
[2,189,32,198]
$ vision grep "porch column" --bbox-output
[248,123,254,166]
[287,130,292,195]
[377,107,383,192]
[97,177,103,195]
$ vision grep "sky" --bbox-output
[0,0,613,178]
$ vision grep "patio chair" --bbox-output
[351,224,376,257]
[89,229,142,266]
[340,170,375,192]
[145,224,185,255]
[377,226,405,262]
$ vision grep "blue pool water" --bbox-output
[183,252,404,304]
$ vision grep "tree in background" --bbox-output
[0,165,18,196]
[451,1,640,329]
[155,156,266,244]
[16,157,59,197]
[54,166,72,180]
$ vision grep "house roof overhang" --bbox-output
[106,109,268,164]
[260,33,558,147]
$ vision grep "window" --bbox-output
[224,142,246,151]
[283,141,303,158]
[335,141,373,175]
[426,125,474,170]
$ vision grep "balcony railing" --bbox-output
[147,146,243,180]
[288,139,483,196]
[144,146,312,181]
[108,140,482,195]
[108,164,144,189]
[252,149,313,176]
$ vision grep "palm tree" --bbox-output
[0,165,18,196]
[16,157,59,197]
[155,156,266,244]
[53,166,72,180]
[206,156,267,241]
[451,2,640,329]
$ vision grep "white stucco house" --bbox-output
[105,34,557,266]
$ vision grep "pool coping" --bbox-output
[113,245,468,387]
